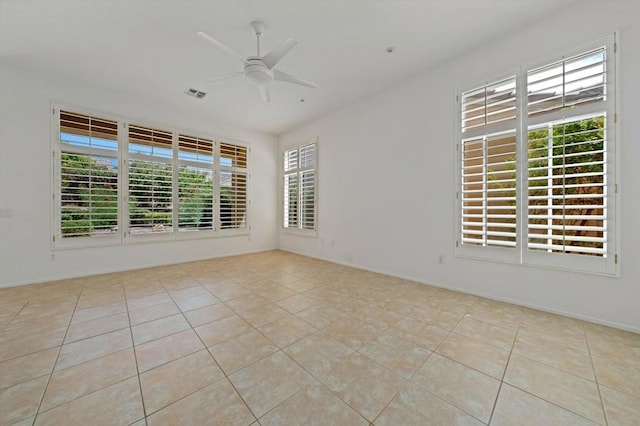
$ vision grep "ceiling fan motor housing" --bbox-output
[244,56,273,86]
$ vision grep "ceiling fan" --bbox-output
[197,21,317,103]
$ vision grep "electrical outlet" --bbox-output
[0,209,13,218]
[438,255,445,264]
[49,253,56,261]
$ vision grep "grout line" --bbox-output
[487,320,520,425]
[123,284,149,425]
[584,327,609,426]
[31,280,85,426]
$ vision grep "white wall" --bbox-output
[279,3,640,332]
[0,65,278,287]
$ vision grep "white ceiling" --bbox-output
[0,0,577,135]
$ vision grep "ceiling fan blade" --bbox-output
[197,31,246,63]
[258,85,271,103]
[273,69,317,89]
[262,38,298,69]
[206,72,244,84]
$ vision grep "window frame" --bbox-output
[51,105,251,249]
[217,139,250,237]
[51,107,123,249]
[455,34,619,276]
[281,138,318,238]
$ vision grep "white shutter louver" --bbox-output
[462,77,516,132]
[58,111,119,240]
[178,134,214,231]
[461,132,517,247]
[460,78,517,249]
[527,116,606,256]
[128,125,173,234]
[284,173,298,228]
[283,142,317,231]
[219,142,248,230]
[528,48,605,117]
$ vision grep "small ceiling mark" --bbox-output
[386,46,395,53]
[185,88,207,99]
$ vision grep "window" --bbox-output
[283,140,317,234]
[127,124,174,235]
[178,134,214,231]
[219,142,249,231]
[457,37,617,275]
[55,111,120,246]
[53,108,250,247]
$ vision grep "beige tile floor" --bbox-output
[1,250,639,425]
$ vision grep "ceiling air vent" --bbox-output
[185,88,207,99]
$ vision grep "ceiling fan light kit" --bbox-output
[197,20,317,103]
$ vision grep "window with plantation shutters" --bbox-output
[54,106,253,247]
[461,131,517,248]
[525,47,612,269]
[178,134,214,231]
[460,77,517,255]
[283,140,317,233]
[527,116,606,256]
[127,125,174,235]
[457,35,617,275]
[55,110,119,245]
[219,142,248,230]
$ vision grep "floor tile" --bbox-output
[412,352,500,423]
[321,352,406,422]
[131,313,190,345]
[392,317,449,350]
[0,375,49,425]
[275,294,319,313]
[127,292,173,311]
[34,377,144,426]
[64,312,129,343]
[518,322,588,353]
[41,348,137,411]
[55,328,132,371]
[229,351,314,418]
[296,303,346,329]
[140,349,224,415]
[1,251,638,425]
[147,378,255,425]
[194,314,253,347]
[592,356,640,398]
[0,326,67,362]
[323,317,382,350]
[128,301,180,326]
[600,384,640,426]
[436,332,509,379]
[491,383,597,426]
[135,329,204,372]
[504,354,605,424]
[284,331,355,380]
[0,347,58,389]
[183,303,234,327]
[258,315,317,348]
[358,330,431,379]
[453,316,516,351]
[173,292,220,312]
[239,303,290,328]
[209,329,279,374]
[225,294,270,313]
[71,301,127,324]
[375,381,484,426]
[205,283,252,301]
[259,382,367,426]
[252,284,298,302]
[513,332,595,380]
